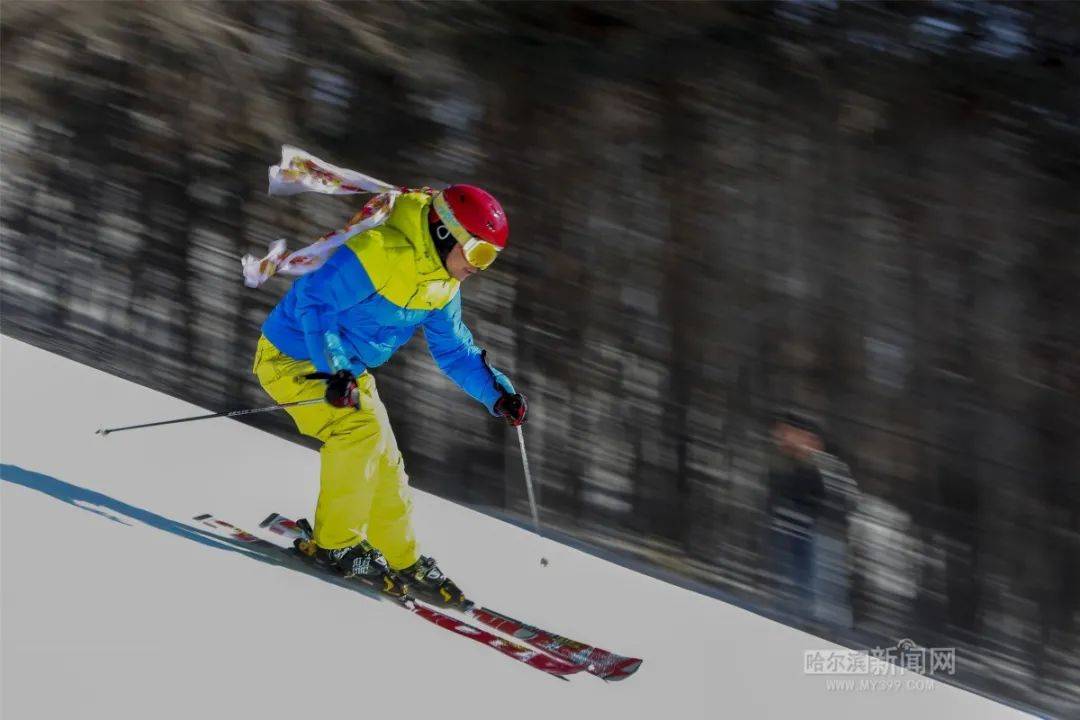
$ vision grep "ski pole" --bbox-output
[515,425,549,567]
[95,398,324,436]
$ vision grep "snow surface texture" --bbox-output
[1,336,1030,719]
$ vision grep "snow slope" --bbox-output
[1,336,1030,719]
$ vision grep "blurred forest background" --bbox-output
[2,2,1078,715]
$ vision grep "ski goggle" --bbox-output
[433,193,503,270]
[461,237,501,270]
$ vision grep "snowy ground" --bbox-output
[1,336,1030,719]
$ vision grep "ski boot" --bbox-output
[294,536,408,599]
[393,556,470,609]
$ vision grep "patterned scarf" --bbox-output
[241,146,406,288]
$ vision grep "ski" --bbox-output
[468,606,642,681]
[261,512,643,681]
[192,514,582,679]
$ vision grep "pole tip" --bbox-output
[95,429,109,437]
[540,557,549,567]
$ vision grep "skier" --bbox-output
[252,185,527,607]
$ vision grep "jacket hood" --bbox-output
[384,192,450,280]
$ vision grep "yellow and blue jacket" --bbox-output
[262,192,513,413]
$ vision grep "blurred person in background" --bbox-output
[764,411,858,628]
[809,431,859,629]
[252,185,528,608]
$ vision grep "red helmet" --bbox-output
[431,184,509,249]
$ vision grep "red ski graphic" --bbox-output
[469,606,642,681]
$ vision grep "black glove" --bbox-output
[306,370,359,409]
[494,393,527,427]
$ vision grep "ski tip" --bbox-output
[259,512,280,528]
[601,658,644,681]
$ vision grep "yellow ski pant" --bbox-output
[252,335,419,569]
